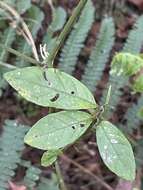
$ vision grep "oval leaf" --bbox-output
[96,121,136,181]
[4,67,96,110]
[41,150,60,167]
[24,111,93,150]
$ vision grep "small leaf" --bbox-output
[41,150,60,167]
[96,121,136,180]
[4,67,96,110]
[24,111,93,150]
[111,53,143,76]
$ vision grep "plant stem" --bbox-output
[0,44,40,66]
[55,161,68,190]
[45,0,88,67]
[0,1,39,61]
[0,61,17,69]
[62,155,114,190]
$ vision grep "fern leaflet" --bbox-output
[82,17,115,92]
[0,120,28,190]
[58,0,95,75]
[101,15,143,116]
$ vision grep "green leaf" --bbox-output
[111,53,143,76]
[16,0,31,14]
[96,121,136,180]
[4,67,96,110]
[41,150,60,167]
[132,75,143,92]
[24,111,93,150]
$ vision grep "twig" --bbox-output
[48,0,54,12]
[0,61,17,69]
[55,161,68,190]
[0,44,40,66]
[61,155,114,190]
[0,1,39,61]
[45,0,88,67]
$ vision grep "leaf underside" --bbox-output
[24,111,93,150]
[96,121,136,181]
[4,67,96,110]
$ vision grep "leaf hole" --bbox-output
[50,94,60,102]
[72,126,76,130]
[80,124,85,128]
[71,91,75,95]
[43,71,52,86]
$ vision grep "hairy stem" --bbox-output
[46,0,88,67]
[55,161,68,190]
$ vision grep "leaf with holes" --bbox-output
[41,150,61,167]
[4,67,96,110]
[96,121,136,180]
[24,111,93,150]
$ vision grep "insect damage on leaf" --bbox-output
[4,67,96,110]
[50,93,60,102]
[24,111,93,150]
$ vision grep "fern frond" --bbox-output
[58,0,95,75]
[122,15,143,53]
[43,6,67,53]
[50,7,67,33]
[15,5,44,67]
[101,15,143,116]
[120,95,143,134]
[0,120,28,190]
[23,166,41,189]
[82,17,115,92]
[0,27,15,62]
[0,27,16,95]
[37,176,59,190]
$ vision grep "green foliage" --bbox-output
[15,5,44,67]
[101,15,143,115]
[0,119,59,190]
[111,53,143,76]
[23,166,41,189]
[16,0,31,14]
[120,95,143,134]
[24,111,93,150]
[49,7,67,32]
[1,0,140,182]
[43,7,67,53]
[122,15,143,53]
[58,0,95,74]
[41,150,61,167]
[37,176,59,190]
[111,52,143,92]
[0,27,16,95]
[96,121,135,180]
[0,120,28,190]
[4,67,96,109]
[6,65,135,180]
[3,0,31,14]
[82,17,115,92]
